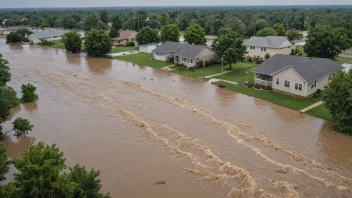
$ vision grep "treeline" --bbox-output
[1,7,352,38]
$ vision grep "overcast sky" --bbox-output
[1,0,351,8]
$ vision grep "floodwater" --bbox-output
[1,40,352,198]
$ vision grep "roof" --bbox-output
[152,42,184,53]
[252,54,344,83]
[175,44,209,59]
[139,43,160,47]
[245,36,292,49]
[112,30,136,41]
[32,29,66,39]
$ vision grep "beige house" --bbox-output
[152,42,216,67]
[252,54,344,98]
[112,30,137,46]
[245,36,293,58]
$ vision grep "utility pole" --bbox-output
[138,15,139,31]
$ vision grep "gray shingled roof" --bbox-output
[152,42,184,53]
[175,44,208,59]
[245,36,292,49]
[252,54,344,83]
[32,29,66,39]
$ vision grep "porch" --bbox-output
[254,73,273,86]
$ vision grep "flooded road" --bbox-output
[1,40,352,198]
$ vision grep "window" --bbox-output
[253,47,255,50]
[250,46,252,50]
[250,46,255,50]
[284,80,290,88]
[329,74,334,81]
[191,59,193,63]
[276,78,280,85]
[311,81,317,89]
[261,47,266,51]
[264,47,267,51]
[156,52,159,55]
[295,83,302,91]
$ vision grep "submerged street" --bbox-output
[1,41,352,197]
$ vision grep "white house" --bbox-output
[245,36,293,58]
[139,43,160,53]
[152,42,184,62]
[252,54,344,98]
[28,29,66,44]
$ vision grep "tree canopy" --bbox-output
[324,70,352,135]
[0,54,11,86]
[21,83,38,103]
[272,24,286,36]
[6,28,32,44]
[304,25,351,59]
[84,29,112,57]
[160,24,180,42]
[83,14,101,31]
[256,27,278,37]
[184,23,206,45]
[109,28,119,38]
[136,26,160,45]
[286,30,303,41]
[62,31,82,53]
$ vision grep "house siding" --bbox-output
[272,67,307,97]
[140,45,157,53]
[153,52,167,61]
[196,48,216,62]
[177,57,196,67]
[246,46,292,58]
[306,74,335,96]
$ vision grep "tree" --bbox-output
[0,54,11,86]
[0,144,8,181]
[83,14,100,31]
[272,24,286,36]
[264,53,271,60]
[324,70,352,134]
[21,83,38,103]
[61,15,77,29]
[184,23,206,45]
[212,30,246,70]
[6,28,32,43]
[62,31,82,53]
[0,117,34,139]
[0,86,20,121]
[286,30,303,41]
[136,26,160,45]
[256,27,278,37]
[99,10,108,24]
[96,21,107,30]
[255,19,270,32]
[84,29,112,57]
[160,24,180,42]
[110,14,122,30]
[304,25,351,59]
[109,28,119,38]
[226,17,246,37]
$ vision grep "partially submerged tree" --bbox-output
[62,31,82,53]
[0,144,8,181]
[0,86,20,121]
[184,23,206,45]
[160,24,180,42]
[0,117,33,140]
[6,28,32,44]
[84,29,112,57]
[304,25,351,59]
[0,54,11,86]
[136,26,160,45]
[21,83,38,103]
[324,70,352,134]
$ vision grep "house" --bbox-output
[112,30,137,46]
[252,54,344,98]
[152,42,216,67]
[139,43,160,53]
[28,29,66,44]
[245,36,293,58]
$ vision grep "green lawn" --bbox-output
[111,46,136,53]
[115,53,171,69]
[216,66,257,84]
[306,104,333,121]
[51,40,65,49]
[296,45,307,56]
[212,81,323,111]
[170,62,257,78]
[335,56,352,64]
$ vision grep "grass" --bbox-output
[296,45,307,56]
[212,81,323,111]
[334,56,352,64]
[51,40,65,49]
[110,46,136,53]
[115,53,171,69]
[170,62,257,78]
[306,104,333,121]
[216,66,257,84]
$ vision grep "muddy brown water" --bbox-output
[1,40,352,198]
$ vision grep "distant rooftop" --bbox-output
[245,36,293,49]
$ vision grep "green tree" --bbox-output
[304,25,351,59]
[286,30,303,41]
[96,21,107,30]
[109,28,119,38]
[21,83,38,103]
[99,10,108,24]
[61,15,77,29]
[184,23,206,45]
[110,14,122,30]
[136,26,160,45]
[256,27,278,37]
[0,54,11,86]
[160,24,180,42]
[0,144,9,181]
[212,30,246,70]
[0,117,33,139]
[255,19,270,31]
[324,70,352,134]
[6,28,32,44]
[0,86,20,121]
[84,29,112,57]
[264,53,271,60]
[83,14,100,31]
[62,31,82,53]
[272,24,286,36]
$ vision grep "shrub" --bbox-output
[21,83,38,103]
[196,60,203,67]
[39,40,54,46]
[267,86,272,90]
[124,42,135,47]
[166,56,174,63]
